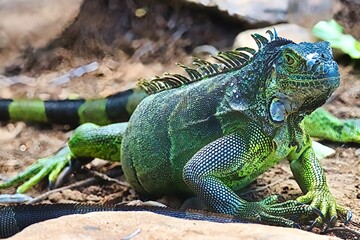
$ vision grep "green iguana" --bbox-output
[0,29,357,237]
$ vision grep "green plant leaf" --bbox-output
[313,20,360,59]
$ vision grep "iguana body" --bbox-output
[0,30,355,236]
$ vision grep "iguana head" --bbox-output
[267,41,340,122]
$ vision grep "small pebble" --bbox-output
[354,148,360,157]
[86,194,102,202]
[62,189,84,201]
[48,192,63,202]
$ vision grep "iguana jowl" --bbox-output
[0,29,355,236]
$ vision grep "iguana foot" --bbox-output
[238,195,322,228]
[296,188,351,227]
[0,146,72,193]
[0,123,125,193]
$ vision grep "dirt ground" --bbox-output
[0,1,359,239]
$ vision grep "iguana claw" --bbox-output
[307,219,318,231]
[293,222,301,229]
[238,197,320,228]
[324,215,337,232]
[296,188,351,227]
[50,157,92,189]
[0,146,72,193]
[345,210,352,224]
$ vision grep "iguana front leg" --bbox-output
[0,123,126,193]
[183,133,317,227]
[289,145,351,225]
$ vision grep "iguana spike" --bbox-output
[215,52,237,68]
[273,28,278,39]
[171,73,190,83]
[221,52,245,67]
[266,28,279,41]
[138,29,294,95]
[137,78,158,94]
[223,56,242,66]
[251,33,269,49]
[192,57,207,67]
[235,47,256,55]
[192,58,212,72]
[192,58,221,74]
[233,51,251,61]
[212,55,232,69]
[163,73,186,85]
[176,63,202,80]
[266,30,274,41]
[226,51,248,64]
[212,63,225,72]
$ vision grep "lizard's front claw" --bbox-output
[296,189,351,227]
[0,146,72,193]
[238,195,320,228]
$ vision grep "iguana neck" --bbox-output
[221,65,306,138]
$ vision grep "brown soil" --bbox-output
[0,1,359,239]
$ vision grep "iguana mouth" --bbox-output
[287,74,340,88]
[281,61,340,87]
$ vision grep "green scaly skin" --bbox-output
[0,30,355,230]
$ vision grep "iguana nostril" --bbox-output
[307,59,326,74]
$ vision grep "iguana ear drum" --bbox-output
[269,98,286,122]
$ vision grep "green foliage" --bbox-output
[313,20,360,59]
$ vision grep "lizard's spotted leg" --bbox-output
[183,133,316,227]
[290,145,351,227]
[0,123,127,193]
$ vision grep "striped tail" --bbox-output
[0,88,148,126]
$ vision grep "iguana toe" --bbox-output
[296,189,350,227]
[238,197,320,227]
[0,146,72,193]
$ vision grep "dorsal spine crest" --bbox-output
[137,29,289,94]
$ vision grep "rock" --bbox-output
[184,0,338,28]
[233,24,316,50]
[334,0,360,40]
[62,189,85,202]
[355,148,360,157]
[0,0,82,66]
[8,211,340,240]
[287,0,335,28]
[183,0,289,26]
[312,141,336,160]
[48,192,63,202]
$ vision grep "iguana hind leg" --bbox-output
[0,123,127,193]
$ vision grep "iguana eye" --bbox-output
[285,53,295,65]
